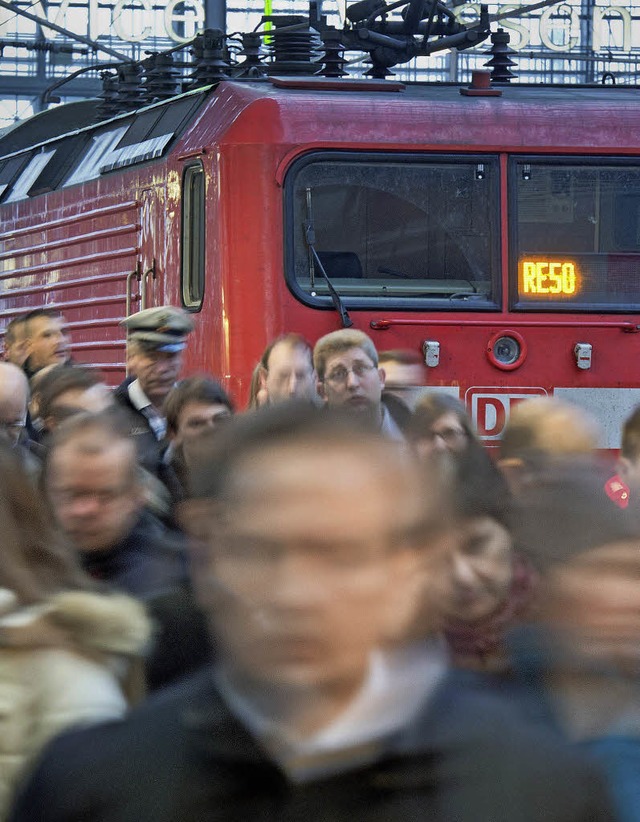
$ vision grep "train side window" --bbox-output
[64,128,127,187]
[0,154,31,200]
[284,153,501,311]
[4,149,55,203]
[512,161,640,311]
[181,162,205,311]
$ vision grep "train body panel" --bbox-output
[1,79,640,444]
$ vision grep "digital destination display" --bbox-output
[519,259,580,298]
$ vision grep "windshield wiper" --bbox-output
[303,188,353,329]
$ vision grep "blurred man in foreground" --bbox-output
[11,406,613,821]
[512,458,640,822]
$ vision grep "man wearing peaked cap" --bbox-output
[114,306,195,478]
[120,307,194,353]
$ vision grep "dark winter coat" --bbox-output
[9,668,614,822]
[79,511,188,599]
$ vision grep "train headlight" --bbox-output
[486,330,527,371]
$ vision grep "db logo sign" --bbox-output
[465,387,548,440]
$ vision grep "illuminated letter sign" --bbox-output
[520,260,579,297]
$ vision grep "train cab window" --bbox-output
[285,154,500,310]
[512,161,640,311]
[181,162,205,311]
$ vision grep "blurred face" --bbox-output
[414,411,470,459]
[48,439,142,552]
[264,343,317,403]
[318,347,385,418]
[26,315,70,371]
[129,347,183,406]
[4,323,28,367]
[204,441,424,697]
[47,384,114,430]
[543,541,640,671]
[380,361,427,410]
[174,401,232,445]
[0,394,27,446]
[435,517,513,622]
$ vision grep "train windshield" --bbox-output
[513,161,640,311]
[285,154,500,309]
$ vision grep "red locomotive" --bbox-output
[1,7,640,446]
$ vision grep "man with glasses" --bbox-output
[313,329,410,440]
[45,410,186,598]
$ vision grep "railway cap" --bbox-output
[121,306,195,353]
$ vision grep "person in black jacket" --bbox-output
[44,408,211,688]
[45,410,187,598]
[114,306,194,477]
[11,405,614,822]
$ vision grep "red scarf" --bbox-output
[443,554,536,666]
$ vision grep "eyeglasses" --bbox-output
[324,361,376,386]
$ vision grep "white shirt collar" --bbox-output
[128,378,152,412]
[380,403,405,442]
[215,641,448,780]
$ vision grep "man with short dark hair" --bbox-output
[162,376,234,498]
[11,405,614,822]
[36,365,113,433]
[3,317,29,367]
[164,376,233,444]
[22,309,71,378]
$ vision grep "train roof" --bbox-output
[1,78,640,203]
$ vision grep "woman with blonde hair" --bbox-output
[0,440,149,817]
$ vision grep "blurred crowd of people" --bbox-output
[0,305,639,820]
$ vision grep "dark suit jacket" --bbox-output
[9,668,614,822]
[113,379,164,477]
